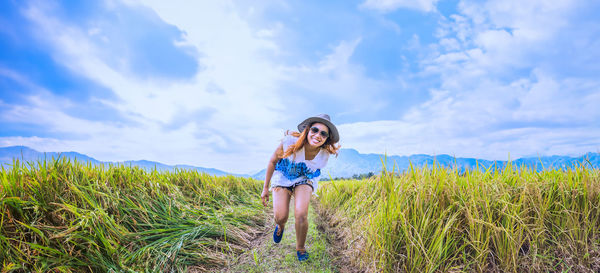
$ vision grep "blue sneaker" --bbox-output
[297,250,309,261]
[273,225,284,243]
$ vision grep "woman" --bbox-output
[260,114,340,262]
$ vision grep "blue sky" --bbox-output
[1,0,599,174]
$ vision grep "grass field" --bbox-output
[221,200,336,273]
[4,157,600,272]
[1,158,267,272]
[316,162,600,272]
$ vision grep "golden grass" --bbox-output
[317,162,600,272]
[1,158,267,272]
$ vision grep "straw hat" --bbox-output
[297,114,339,143]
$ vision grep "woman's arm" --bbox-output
[261,142,283,207]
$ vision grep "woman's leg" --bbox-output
[293,185,312,251]
[272,187,292,232]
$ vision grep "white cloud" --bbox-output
[340,0,600,159]
[513,71,600,123]
[465,0,575,40]
[422,0,596,86]
[4,0,598,174]
[10,0,293,173]
[439,37,460,51]
[340,115,600,161]
[318,38,362,73]
[361,0,439,13]
[6,0,398,173]
[280,38,391,119]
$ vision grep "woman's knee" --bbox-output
[274,212,289,224]
[294,210,308,224]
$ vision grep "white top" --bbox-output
[270,134,330,194]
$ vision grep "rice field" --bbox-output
[0,158,267,272]
[4,157,600,273]
[317,162,600,272]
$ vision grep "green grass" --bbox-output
[7,156,598,272]
[223,201,336,273]
[1,158,268,272]
[317,162,600,272]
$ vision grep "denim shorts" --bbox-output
[274,179,314,194]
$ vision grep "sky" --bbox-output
[1,0,599,174]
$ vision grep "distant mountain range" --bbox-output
[313,149,600,181]
[0,146,237,177]
[1,146,599,181]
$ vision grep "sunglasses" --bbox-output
[310,126,329,138]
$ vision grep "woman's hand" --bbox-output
[261,188,270,207]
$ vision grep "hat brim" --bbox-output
[298,117,339,143]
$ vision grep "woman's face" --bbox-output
[306,122,329,148]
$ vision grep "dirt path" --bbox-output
[221,200,338,273]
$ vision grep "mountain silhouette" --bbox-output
[2,146,597,180]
